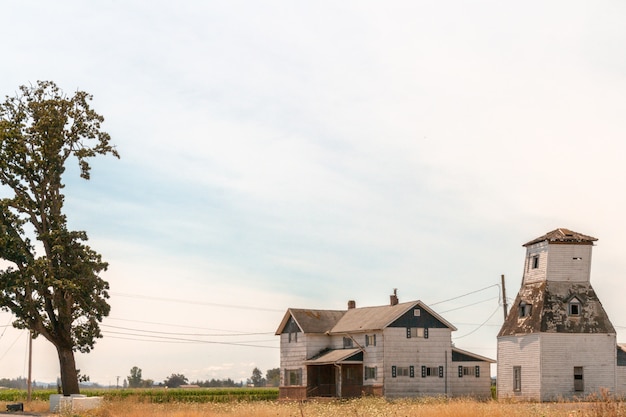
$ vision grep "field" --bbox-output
[2,389,626,417]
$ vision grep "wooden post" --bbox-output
[27,332,32,402]
[501,274,508,320]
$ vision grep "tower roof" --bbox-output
[523,228,597,247]
[498,281,615,337]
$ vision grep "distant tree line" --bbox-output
[127,366,281,388]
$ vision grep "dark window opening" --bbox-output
[343,337,353,348]
[519,301,531,318]
[574,366,584,392]
[569,299,581,316]
[532,255,539,269]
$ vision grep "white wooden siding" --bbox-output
[616,366,626,397]
[497,334,541,400]
[523,242,549,284]
[539,333,615,401]
[279,333,308,387]
[383,327,451,397]
[545,245,593,283]
[449,361,492,399]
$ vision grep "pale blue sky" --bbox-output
[1,1,626,385]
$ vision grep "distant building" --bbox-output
[275,291,494,399]
[497,228,626,400]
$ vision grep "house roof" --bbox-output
[451,347,496,363]
[275,308,345,335]
[330,300,457,334]
[524,228,597,247]
[304,348,363,365]
[276,300,456,335]
[498,281,615,336]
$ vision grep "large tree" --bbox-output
[0,81,118,394]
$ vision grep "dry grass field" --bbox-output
[5,396,626,417]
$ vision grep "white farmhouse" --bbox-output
[276,292,494,399]
[497,228,626,400]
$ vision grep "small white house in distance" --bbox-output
[275,292,494,399]
[498,228,626,401]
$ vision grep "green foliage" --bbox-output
[248,367,265,387]
[128,366,143,388]
[0,80,119,394]
[0,388,279,403]
[163,374,188,388]
[266,368,280,387]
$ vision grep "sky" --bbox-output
[1,1,626,386]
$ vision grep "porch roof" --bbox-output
[304,348,363,365]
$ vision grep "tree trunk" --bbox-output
[56,345,80,395]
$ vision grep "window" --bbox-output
[365,334,376,347]
[574,366,584,392]
[397,366,410,377]
[532,255,539,269]
[365,366,377,380]
[407,328,428,338]
[285,369,302,386]
[414,308,421,316]
[421,366,441,377]
[519,301,531,318]
[458,366,480,378]
[513,366,522,392]
[569,298,581,316]
[288,331,297,343]
[343,337,353,348]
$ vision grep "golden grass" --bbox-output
[4,396,626,417]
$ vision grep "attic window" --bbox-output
[343,337,353,348]
[573,257,582,261]
[569,298,581,316]
[414,309,421,317]
[518,301,531,318]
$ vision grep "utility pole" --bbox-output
[501,274,508,320]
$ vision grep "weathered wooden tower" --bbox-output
[497,228,617,400]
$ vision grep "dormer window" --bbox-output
[569,297,582,316]
[519,301,532,318]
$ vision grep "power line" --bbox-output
[101,324,273,337]
[101,330,278,349]
[430,284,500,306]
[439,297,500,314]
[452,303,501,340]
[110,292,284,313]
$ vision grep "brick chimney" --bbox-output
[390,288,399,306]
[348,300,356,309]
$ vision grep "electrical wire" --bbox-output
[101,324,273,337]
[430,284,500,306]
[452,303,501,340]
[439,297,499,314]
[110,292,284,313]
[101,330,278,349]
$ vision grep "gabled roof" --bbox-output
[524,228,597,247]
[329,300,457,334]
[451,347,496,363]
[498,281,615,336]
[275,308,345,335]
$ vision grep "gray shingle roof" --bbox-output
[523,228,597,247]
[275,309,345,335]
